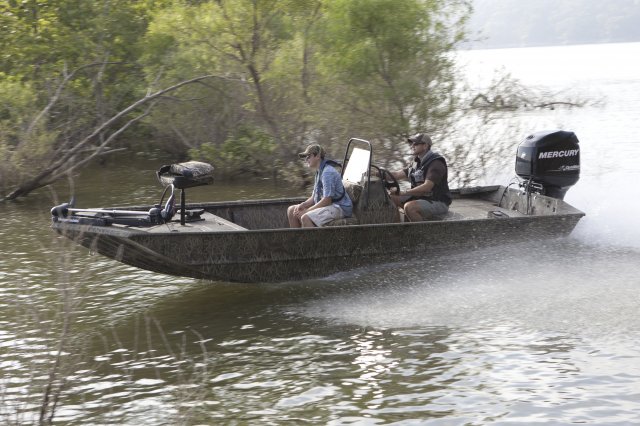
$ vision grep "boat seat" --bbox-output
[326,178,400,226]
[325,181,362,226]
[156,161,214,189]
[327,217,359,226]
[156,161,215,225]
[439,210,465,220]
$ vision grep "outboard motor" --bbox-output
[515,130,580,199]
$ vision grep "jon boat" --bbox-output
[51,131,584,283]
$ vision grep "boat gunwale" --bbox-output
[51,184,585,237]
[52,210,585,238]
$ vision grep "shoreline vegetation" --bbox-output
[0,0,596,203]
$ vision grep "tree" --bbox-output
[1,0,475,199]
[0,74,58,195]
[141,0,324,156]
[1,73,218,201]
[142,0,472,176]
[0,0,163,199]
[308,0,471,164]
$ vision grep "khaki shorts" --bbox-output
[410,199,449,219]
[305,205,344,227]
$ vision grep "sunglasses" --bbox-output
[409,142,426,147]
[303,153,315,160]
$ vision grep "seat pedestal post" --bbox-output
[180,188,186,226]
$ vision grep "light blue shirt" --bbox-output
[312,160,353,217]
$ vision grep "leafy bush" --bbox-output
[189,127,279,179]
[0,75,58,191]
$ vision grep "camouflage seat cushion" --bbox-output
[325,179,401,226]
[325,181,362,226]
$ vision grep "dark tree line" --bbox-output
[1,0,474,200]
[2,0,591,201]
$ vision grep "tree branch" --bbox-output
[2,74,221,201]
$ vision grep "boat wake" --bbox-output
[293,238,640,339]
[566,172,640,250]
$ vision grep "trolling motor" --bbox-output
[51,161,214,226]
[515,130,580,200]
[50,188,180,226]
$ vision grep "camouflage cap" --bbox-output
[298,144,325,158]
[407,133,432,146]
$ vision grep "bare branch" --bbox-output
[45,108,154,184]
[24,62,123,140]
[2,74,226,201]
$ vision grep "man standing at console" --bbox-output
[388,133,452,221]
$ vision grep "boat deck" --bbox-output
[145,212,248,233]
[444,198,526,221]
[127,197,526,234]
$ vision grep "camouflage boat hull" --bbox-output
[51,186,584,283]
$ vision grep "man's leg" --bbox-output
[404,200,448,221]
[287,204,302,228]
[302,205,343,227]
[300,213,316,228]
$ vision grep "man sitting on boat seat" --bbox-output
[387,133,452,221]
[287,144,353,228]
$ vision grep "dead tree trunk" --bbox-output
[2,74,220,202]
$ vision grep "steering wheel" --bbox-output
[378,168,400,195]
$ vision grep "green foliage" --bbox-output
[0,74,58,189]
[1,1,147,76]
[308,0,470,164]
[0,75,35,134]
[189,127,278,178]
[140,0,471,179]
[0,1,165,198]
[320,0,423,79]
[2,0,475,198]
[0,0,157,132]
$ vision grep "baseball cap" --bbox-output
[407,133,432,146]
[298,144,325,158]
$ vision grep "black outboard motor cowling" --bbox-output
[515,130,580,199]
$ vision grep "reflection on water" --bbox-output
[2,43,640,424]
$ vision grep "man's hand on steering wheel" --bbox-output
[379,168,401,195]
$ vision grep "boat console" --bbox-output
[326,138,400,226]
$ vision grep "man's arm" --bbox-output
[400,180,434,197]
[390,170,407,181]
[400,160,445,197]
[300,195,314,208]
[293,195,315,219]
[306,196,332,212]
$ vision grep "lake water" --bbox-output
[1,43,640,425]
